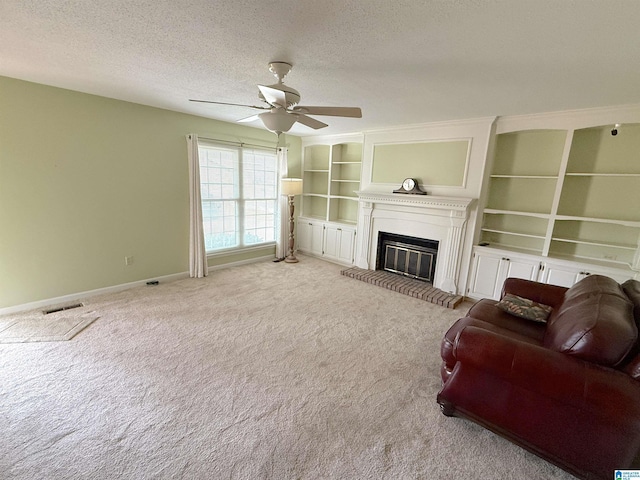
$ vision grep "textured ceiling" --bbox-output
[2,1,640,136]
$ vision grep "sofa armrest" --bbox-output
[452,325,640,420]
[501,278,567,310]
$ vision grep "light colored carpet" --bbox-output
[0,255,577,479]
[0,315,98,343]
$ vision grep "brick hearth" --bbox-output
[341,267,463,309]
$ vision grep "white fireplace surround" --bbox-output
[355,191,473,294]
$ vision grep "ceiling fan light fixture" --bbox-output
[191,61,362,134]
[259,110,297,134]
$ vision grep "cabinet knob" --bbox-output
[502,257,510,261]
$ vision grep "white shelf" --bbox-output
[482,228,545,240]
[304,169,329,173]
[546,252,636,270]
[565,172,640,177]
[334,218,357,225]
[478,243,543,255]
[554,215,640,228]
[332,195,358,200]
[332,161,362,165]
[300,214,326,222]
[331,179,359,183]
[550,252,632,267]
[551,237,637,251]
[303,193,329,198]
[484,209,551,219]
[490,174,558,179]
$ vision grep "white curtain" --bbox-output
[186,134,208,278]
[276,147,289,260]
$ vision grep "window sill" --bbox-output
[206,242,276,259]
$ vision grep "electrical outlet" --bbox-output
[125,256,134,266]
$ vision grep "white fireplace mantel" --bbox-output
[355,191,474,294]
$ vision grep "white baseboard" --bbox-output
[0,255,277,316]
[0,271,189,316]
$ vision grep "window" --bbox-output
[198,143,278,253]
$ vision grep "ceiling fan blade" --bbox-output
[257,85,288,108]
[294,114,328,130]
[294,106,362,118]
[237,114,261,123]
[189,99,269,110]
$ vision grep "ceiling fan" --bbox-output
[190,62,362,135]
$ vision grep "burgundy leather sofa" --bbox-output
[437,275,640,480]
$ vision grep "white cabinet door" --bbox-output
[298,220,324,257]
[503,256,540,282]
[468,251,503,299]
[338,229,356,264]
[297,221,311,253]
[540,263,582,288]
[467,248,541,300]
[323,225,355,265]
[323,225,338,258]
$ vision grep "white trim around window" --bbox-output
[197,141,279,254]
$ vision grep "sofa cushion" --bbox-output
[562,274,628,306]
[496,293,553,323]
[544,293,637,367]
[466,299,547,341]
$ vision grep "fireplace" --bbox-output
[377,232,438,283]
[355,191,473,294]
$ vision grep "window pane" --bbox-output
[244,199,276,245]
[265,185,276,197]
[243,150,278,200]
[199,146,239,201]
[222,184,235,198]
[202,200,238,250]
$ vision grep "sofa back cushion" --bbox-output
[543,276,637,367]
[562,274,629,304]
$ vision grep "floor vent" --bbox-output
[43,303,84,315]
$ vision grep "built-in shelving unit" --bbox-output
[481,129,566,255]
[480,122,640,272]
[550,124,640,267]
[302,141,362,224]
[297,137,363,266]
[300,144,329,220]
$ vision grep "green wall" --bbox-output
[0,76,301,309]
[371,140,469,186]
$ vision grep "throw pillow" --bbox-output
[496,293,553,323]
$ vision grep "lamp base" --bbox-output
[284,254,299,263]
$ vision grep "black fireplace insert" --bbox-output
[376,232,439,283]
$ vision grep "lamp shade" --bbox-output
[280,178,303,196]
